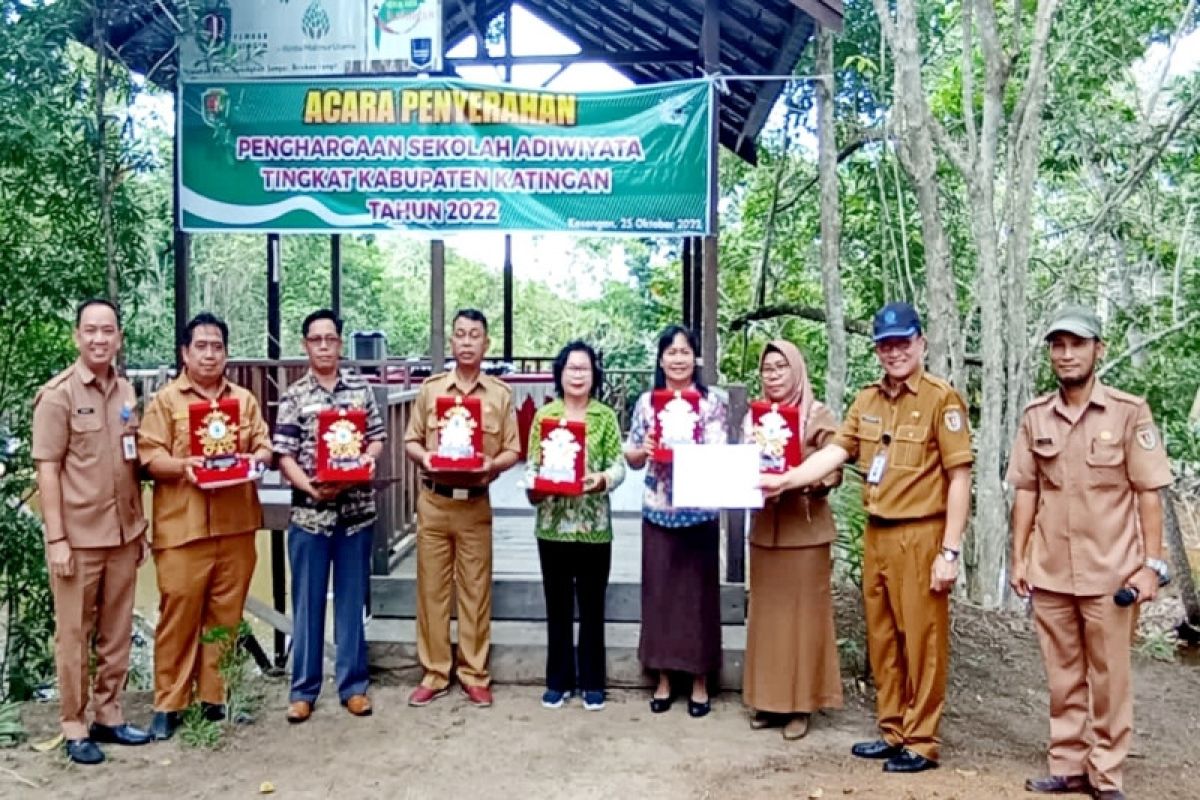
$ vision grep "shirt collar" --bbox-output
[447,368,483,395]
[875,367,923,398]
[1052,378,1108,421]
[178,370,230,399]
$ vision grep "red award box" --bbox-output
[315,407,371,483]
[533,417,587,496]
[430,395,484,470]
[189,398,251,488]
[651,389,702,463]
[750,401,803,473]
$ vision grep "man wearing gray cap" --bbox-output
[1006,305,1172,800]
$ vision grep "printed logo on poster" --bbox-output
[369,0,443,71]
[200,87,230,127]
[196,0,231,49]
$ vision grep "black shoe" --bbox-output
[201,702,255,725]
[883,749,939,773]
[649,695,673,714]
[88,722,151,746]
[149,711,182,741]
[1024,774,1093,794]
[851,739,905,760]
[65,738,105,765]
[687,698,711,718]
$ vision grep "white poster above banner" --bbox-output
[366,0,444,73]
[179,0,444,79]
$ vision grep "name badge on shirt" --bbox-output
[121,433,137,462]
[866,452,888,485]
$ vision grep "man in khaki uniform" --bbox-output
[32,298,151,765]
[138,313,272,740]
[404,309,520,708]
[762,302,972,773]
[1008,306,1172,800]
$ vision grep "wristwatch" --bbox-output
[1144,558,1171,587]
[940,546,960,563]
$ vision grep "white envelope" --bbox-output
[670,443,764,509]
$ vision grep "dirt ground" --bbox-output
[4,597,1199,800]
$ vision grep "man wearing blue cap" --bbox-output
[1006,305,1171,800]
[762,302,973,774]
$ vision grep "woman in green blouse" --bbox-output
[526,341,625,711]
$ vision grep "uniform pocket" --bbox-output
[856,420,883,469]
[68,413,104,461]
[1032,441,1064,489]
[1085,441,1126,486]
[892,424,930,470]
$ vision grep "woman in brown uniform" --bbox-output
[744,341,843,739]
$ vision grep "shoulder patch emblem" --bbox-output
[1136,426,1157,451]
[944,409,963,433]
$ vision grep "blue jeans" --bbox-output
[287,524,372,704]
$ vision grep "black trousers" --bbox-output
[537,539,611,693]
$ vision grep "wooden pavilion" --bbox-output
[81,0,844,681]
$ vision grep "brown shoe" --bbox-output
[345,694,372,717]
[286,701,312,724]
[1024,774,1092,794]
[782,714,810,740]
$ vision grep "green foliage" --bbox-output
[179,620,258,749]
[1135,629,1181,664]
[0,505,55,702]
[831,469,868,588]
[0,701,26,748]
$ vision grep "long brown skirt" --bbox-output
[743,542,843,714]
[638,518,722,675]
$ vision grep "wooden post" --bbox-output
[172,108,189,366]
[686,237,696,328]
[330,234,342,316]
[372,386,394,576]
[700,0,721,385]
[266,233,285,663]
[690,238,703,335]
[725,383,747,584]
[503,235,514,362]
[430,239,445,372]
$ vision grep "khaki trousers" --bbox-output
[415,490,493,689]
[863,516,949,761]
[1032,590,1134,792]
[153,531,257,711]
[50,538,140,740]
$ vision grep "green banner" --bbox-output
[179,78,714,234]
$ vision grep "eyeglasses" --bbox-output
[305,335,341,347]
[564,365,592,374]
[761,363,789,377]
[875,337,918,354]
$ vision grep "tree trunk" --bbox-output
[874,0,965,387]
[93,1,117,305]
[815,30,847,415]
[1162,488,1200,634]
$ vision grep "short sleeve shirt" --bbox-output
[273,370,387,536]
[832,369,973,520]
[137,373,272,549]
[1005,381,1172,596]
[626,387,728,528]
[404,370,521,487]
[31,361,147,548]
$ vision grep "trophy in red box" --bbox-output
[651,389,702,463]
[315,407,371,483]
[749,401,803,474]
[190,398,252,488]
[533,417,586,495]
[430,395,484,470]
